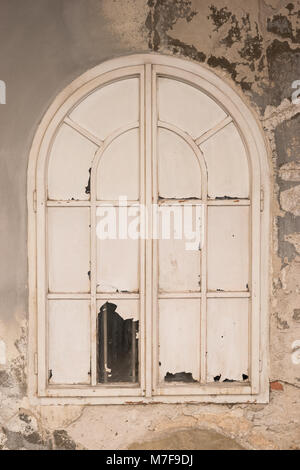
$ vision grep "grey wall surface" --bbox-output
[0,0,148,329]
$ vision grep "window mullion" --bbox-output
[139,68,146,393]
[200,201,208,384]
[90,156,98,386]
[199,141,208,384]
[144,64,154,398]
[151,65,159,395]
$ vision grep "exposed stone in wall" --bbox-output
[145,0,300,111]
[0,409,78,450]
[280,184,300,216]
[0,0,300,450]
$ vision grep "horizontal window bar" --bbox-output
[47,293,90,299]
[46,199,250,207]
[155,383,251,396]
[207,199,250,206]
[158,291,250,299]
[47,293,140,300]
[47,201,90,207]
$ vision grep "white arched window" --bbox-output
[28,55,270,404]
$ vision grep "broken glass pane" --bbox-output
[97,302,139,383]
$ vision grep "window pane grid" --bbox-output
[39,62,260,401]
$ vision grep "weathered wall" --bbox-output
[0,0,299,450]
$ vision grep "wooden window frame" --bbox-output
[27,54,270,405]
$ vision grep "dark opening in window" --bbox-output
[97,302,139,383]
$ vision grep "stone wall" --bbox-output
[0,0,299,450]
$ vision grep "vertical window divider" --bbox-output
[250,178,261,394]
[145,64,153,398]
[200,200,208,384]
[151,66,158,394]
[90,148,101,386]
[37,181,47,395]
[199,147,208,385]
[139,68,146,394]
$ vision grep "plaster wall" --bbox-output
[0,0,299,450]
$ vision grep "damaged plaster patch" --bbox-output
[0,408,82,450]
[272,112,300,264]
[209,5,231,31]
[275,113,300,167]
[274,312,290,330]
[1,411,51,450]
[0,370,13,387]
[279,161,300,182]
[280,184,300,216]
[277,208,300,264]
[53,430,77,450]
[145,1,288,108]
[285,232,300,254]
[267,3,300,44]
[146,0,204,60]
[266,40,300,107]
[144,1,300,113]
[280,259,300,294]
[10,326,27,394]
[293,309,300,322]
[0,326,27,405]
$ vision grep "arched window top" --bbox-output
[70,77,139,140]
[30,56,269,187]
[45,66,252,204]
[157,76,227,139]
[28,55,270,404]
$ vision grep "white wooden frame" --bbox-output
[27,54,270,405]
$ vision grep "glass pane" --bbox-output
[96,206,140,293]
[158,77,226,139]
[200,123,249,199]
[207,206,249,292]
[207,298,249,383]
[159,241,201,293]
[97,129,139,200]
[48,124,97,201]
[70,78,139,140]
[158,205,202,292]
[158,299,200,384]
[97,300,139,383]
[48,300,90,385]
[158,128,201,199]
[48,208,90,293]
